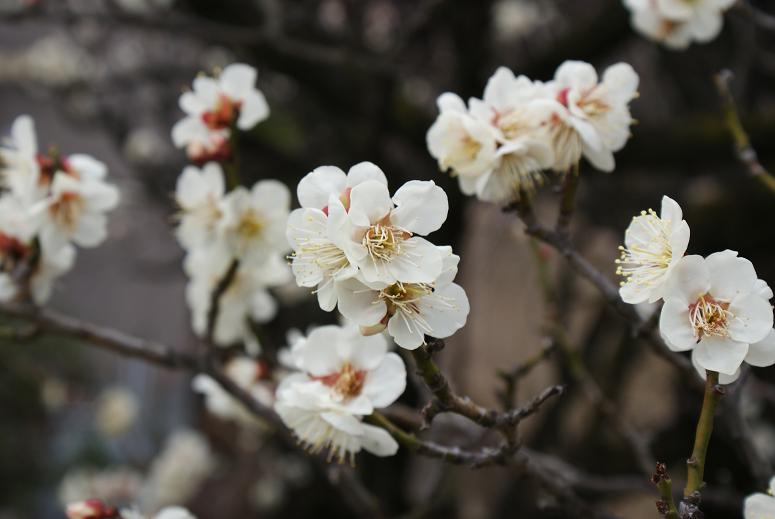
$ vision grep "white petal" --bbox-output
[348,180,393,228]
[659,299,697,351]
[745,329,775,367]
[436,92,466,113]
[219,63,257,98]
[554,60,598,91]
[387,313,425,350]
[419,282,469,339]
[361,353,406,408]
[390,180,448,235]
[11,115,37,156]
[728,293,773,344]
[582,141,615,172]
[346,162,388,188]
[336,279,386,326]
[359,423,399,457]
[707,252,758,301]
[344,330,388,371]
[743,493,775,519]
[297,166,347,210]
[316,281,338,311]
[300,325,344,376]
[664,255,710,305]
[237,89,270,129]
[693,336,749,376]
[691,349,740,385]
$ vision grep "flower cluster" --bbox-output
[286,162,470,349]
[617,196,775,382]
[171,63,269,164]
[274,324,406,464]
[623,0,735,49]
[0,115,119,304]
[172,66,290,347]
[426,60,639,203]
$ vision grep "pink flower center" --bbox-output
[313,362,366,398]
[202,94,242,130]
[688,294,731,341]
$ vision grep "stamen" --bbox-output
[688,294,732,341]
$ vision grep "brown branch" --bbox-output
[204,259,239,345]
[0,303,199,370]
[714,69,775,194]
[507,197,698,383]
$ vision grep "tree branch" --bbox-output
[714,69,775,194]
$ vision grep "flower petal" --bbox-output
[346,161,388,188]
[707,251,758,301]
[664,255,710,305]
[659,299,697,351]
[745,329,775,368]
[297,166,347,209]
[361,353,406,408]
[359,423,399,457]
[726,292,773,344]
[693,336,749,375]
[348,180,393,228]
[390,180,448,235]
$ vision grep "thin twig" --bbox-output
[714,69,775,194]
[204,259,240,345]
[652,463,679,519]
[684,371,724,499]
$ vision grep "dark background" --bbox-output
[1,1,775,518]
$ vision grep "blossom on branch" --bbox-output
[623,0,736,49]
[616,195,690,304]
[0,115,119,305]
[337,246,470,349]
[427,61,638,202]
[171,63,269,163]
[659,251,775,378]
[274,324,406,463]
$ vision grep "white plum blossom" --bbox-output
[192,356,274,426]
[172,63,269,163]
[218,180,290,265]
[0,115,119,304]
[744,476,775,519]
[174,163,225,250]
[338,246,470,349]
[343,179,449,285]
[185,252,290,346]
[547,60,639,173]
[274,324,405,463]
[616,195,690,304]
[623,0,736,49]
[427,69,555,203]
[287,163,388,310]
[659,251,774,377]
[427,62,638,202]
[36,154,120,253]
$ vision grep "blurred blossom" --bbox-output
[95,387,139,438]
[250,476,285,512]
[192,356,274,427]
[0,34,95,88]
[138,430,215,514]
[41,377,69,411]
[492,0,550,41]
[58,467,143,507]
[112,0,175,14]
[364,1,397,52]
[124,127,171,167]
[318,0,347,34]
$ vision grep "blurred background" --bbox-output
[1,0,775,518]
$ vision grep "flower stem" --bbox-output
[684,370,723,497]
